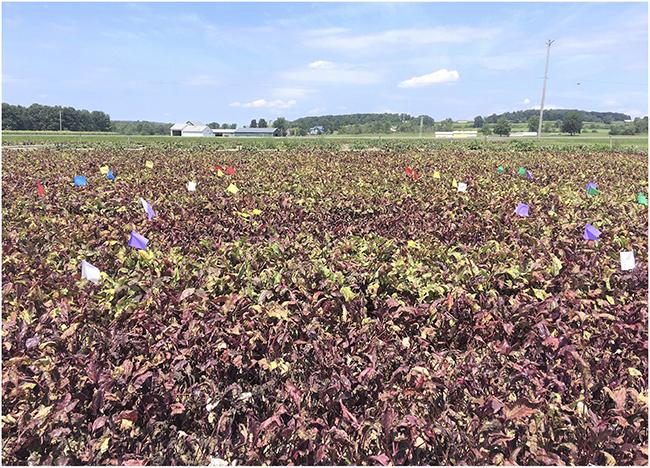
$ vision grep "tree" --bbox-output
[437,118,454,132]
[221,123,230,129]
[480,125,492,136]
[208,122,220,129]
[634,116,648,134]
[494,118,511,136]
[527,115,539,133]
[230,123,237,129]
[272,117,288,136]
[561,111,583,135]
[473,116,484,128]
[258,118,268,128]
[250,119,258,128]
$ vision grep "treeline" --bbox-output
[609,117,648,135]
[111,120,172,135]
[482,109,630,124]
[289,113,438,134]
[2,103,111,131]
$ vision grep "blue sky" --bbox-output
[3,2,648,124]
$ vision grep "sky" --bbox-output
[2,2,648,125]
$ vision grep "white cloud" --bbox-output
[398,69,460,88]
[230,99,296,109]
[282,61,379,84]
[308,60,336,70]
[304,26,500,51]
[305,27,348,36]
[523,98,531,104]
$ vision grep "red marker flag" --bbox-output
[225,166,236,176]
[37,181,45,197]
[405,167,413,176]
[214,165,223,172]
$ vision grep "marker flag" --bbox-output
[107,170,115,181]
[433,171,441,179]
[637,192,648,207]
[526,170,533,180]
[226,183,239,195]
[620,251,636,271]
[457,182,467,192]
[37,181,45,197]
[497,166,505,174]
[187,181,197,192]
[225,167,236,176]
[216,170,224,177]
[405,167,413,176]
[145,160,154,169]
[140,198,155,221]
[517,167,526,177]
[73,176,87,187]
[80,260,101,284]
[586,182,599,196]
[129,230,149,250]
[100,165,109,175]
[214,165,223,172]
[452,178,458,188]
[583,223,601,241]
[515,203,529,217]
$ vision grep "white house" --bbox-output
[170,121,214,137]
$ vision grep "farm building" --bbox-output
[309,126,325,135]
[234,127,280,137]
[170,121,214,137]
[434,130,477,139]
[213,128,236,137]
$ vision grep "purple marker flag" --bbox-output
[129,230,149,250]
[583,223,601,241]
[515,203,529,217]
[140,198,155,221]
[526,170,533,180]
[586,182,598,191]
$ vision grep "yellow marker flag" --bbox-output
[251,208,262,215]
[100,165,109,175]
[216,170,224,177]
[145,160,154,169]
[226,183,239,195]
[452,178,457,187]
[433,171,441,179]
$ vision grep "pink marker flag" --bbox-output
[129,230,149,250]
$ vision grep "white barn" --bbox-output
[170,121,214,137]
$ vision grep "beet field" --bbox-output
[2,139,648,465]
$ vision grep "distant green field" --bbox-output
[2,130,647,150]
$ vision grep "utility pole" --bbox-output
[537,39,554,140]
[59,110,62,131]
[419,116,423,138]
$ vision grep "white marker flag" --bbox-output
[457,182,467,192]
[620,251,636,271]
[80,260,101,283]
[187,181,197,192]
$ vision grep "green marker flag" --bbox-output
[497,165,505,174]
[638,192,648,207]
[517,167,526,177]
[587,187,599,197]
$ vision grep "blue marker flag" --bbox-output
[107,170,115,181]
[73,176,87,187]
